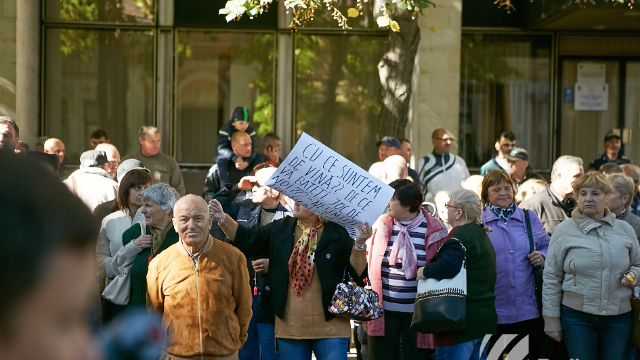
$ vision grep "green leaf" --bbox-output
[397,2,408,10]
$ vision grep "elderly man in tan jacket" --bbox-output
[147,195,252,360]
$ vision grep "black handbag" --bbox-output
[410,239,467,333]
[524,209,544,311]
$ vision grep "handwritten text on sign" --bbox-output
[265,133,394,237]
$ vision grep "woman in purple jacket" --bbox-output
[480,170,549,359]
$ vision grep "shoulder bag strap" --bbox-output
[524,209,534,253]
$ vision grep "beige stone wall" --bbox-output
[409,0,462,165]
[16,0,40,147]
[0,0,16,119]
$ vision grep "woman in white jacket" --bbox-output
[542,171,640,360]
[96,168,151,322]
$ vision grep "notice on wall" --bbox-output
[574,83,609,111]
[265,133,395,237]
[577,63,606,85]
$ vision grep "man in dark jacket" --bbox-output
[588,131,631,171]
[211,166,291,360]
[520,155,585,236]
[480,131,516,175]
[204,132,265,202]
[506,147,542,192]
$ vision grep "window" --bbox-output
[174,31,276,164]
[44,28,155,164]
[459,33,552,170]
[294,33,387,169]
[45,0,155,24]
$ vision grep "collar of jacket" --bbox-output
[178,234,214,256]
[273,218,342,254]
[71,166,112,179]
[482,202,525,225]
[378,208,447,246]
[571,207,615,233]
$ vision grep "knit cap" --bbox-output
[231,106,251,122]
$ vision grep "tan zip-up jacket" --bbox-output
[542,208,640,332]
[148,235,252,358]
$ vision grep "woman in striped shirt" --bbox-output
[365,179,448,360]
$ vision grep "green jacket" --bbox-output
[122,223,179,308]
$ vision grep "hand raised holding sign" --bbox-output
[354,222,372,245]
[208,199,227,223]
[238,176,258,191]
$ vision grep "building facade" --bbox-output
[1,0,639,192]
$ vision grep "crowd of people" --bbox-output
[2,110,640,360]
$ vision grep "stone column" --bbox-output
[16,0,40,147]
[411,0,462,162]
[0,0,16,120]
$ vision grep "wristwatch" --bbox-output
[353,242,366,250]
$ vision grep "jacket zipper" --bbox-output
[193,256,204,359]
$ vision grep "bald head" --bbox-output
[231,131,252,158]
[431,128,454,155]
[44,138,66,164]
[173,195,212,248]
[95,143,121,178]
[382,155,408,184]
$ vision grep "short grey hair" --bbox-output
[138,126,159,139]
[142,183,179,214]
[608,174,635,210]
[551,155,584,180]
[447,188,483,224]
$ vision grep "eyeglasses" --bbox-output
[434,137,454,142]
[444,203,461,209]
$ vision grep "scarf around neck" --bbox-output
[149,222,173,253]
[389,211,425,280]
[488,202,516,224]
[288,219,323,296]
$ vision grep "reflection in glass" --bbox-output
[45,28,154,164]
[459,34,552,170]
[175,31,275,164]
[45,0,154,24]
[295,34,387,169]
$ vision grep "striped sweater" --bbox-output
[381,220,428,312]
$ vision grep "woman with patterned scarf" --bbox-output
[364,179,448,360]
[212,199,371,360]
[480,170,549,359]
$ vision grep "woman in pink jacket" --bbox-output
[364,179,448,360]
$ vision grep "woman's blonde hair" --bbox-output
[515,178,547,205]
[481,170,515,208]
[573,171,612,196]
[607,173,635,210]
[448,188,483,225]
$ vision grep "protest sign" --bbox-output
[265,133,395,237]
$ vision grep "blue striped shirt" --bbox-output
[381,220,428,312]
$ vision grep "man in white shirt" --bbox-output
[64,150,118,211]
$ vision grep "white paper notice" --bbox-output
[265,133,395,237]
[575,83,609,111]
[577,63,606,85]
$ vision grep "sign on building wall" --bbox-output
[575,62,608,111]
[265,133,394,237]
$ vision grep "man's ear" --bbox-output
[138,137,143,145]
[494,141,500,152]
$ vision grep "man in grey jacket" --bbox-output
[520,155,584,236]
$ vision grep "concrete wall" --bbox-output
[16,0,40,147]
[410,0,462,163]
[0,0,16,119]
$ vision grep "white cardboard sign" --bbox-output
[574,83,609,111]
[265,133,395,237]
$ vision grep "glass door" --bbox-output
[559,60,620,166]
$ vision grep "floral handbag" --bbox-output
[328,269,383,322]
